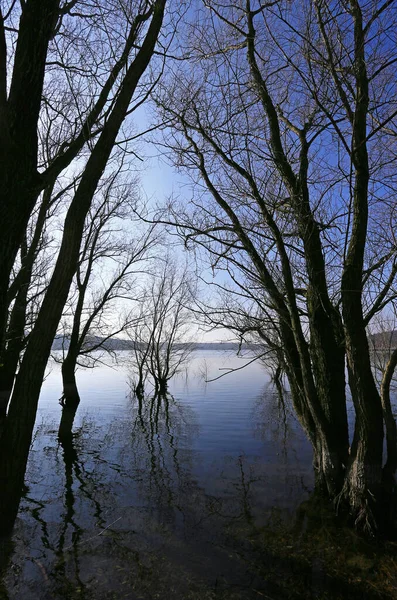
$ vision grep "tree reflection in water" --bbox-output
[1,385,284,600]
[130,391,199,533]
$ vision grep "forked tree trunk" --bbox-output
[280,318,348,498]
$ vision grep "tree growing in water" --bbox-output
[156,0,397,532]
[57,172,159,408]
[129,260,195,397]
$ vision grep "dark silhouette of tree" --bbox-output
[0,0,169,535]
[57,173,159,408]
[0,175,68,416]
[156,0,397,532]
[129,260,195,397]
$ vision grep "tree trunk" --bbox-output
[0,360,45,535]
[0,177,39,391]
[0,265,31,417]
[341,329,384,533]
[338,0,385,533]
[58,399,79,445]
[134,368,145,400]
[0,183,56,415]
[0,0,60,360]
[0,1,166,535]
[61,356,80,408]
[156,378,168,397]
[380,348,397,472]
[0,536,13,598]
[280,318,347,497]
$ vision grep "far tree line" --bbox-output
[2,0,397,537]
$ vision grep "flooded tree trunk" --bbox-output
[155,378,168,397]
[58,399,79,445]
[0,354,49,534]
[61,355,80,408]
[59,358,80,444]
[133,361,147,400]
[135,378,145,401]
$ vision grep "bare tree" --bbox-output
[0,0,159,357]
[155,0,397,532]
[129,259,195,397]
[57,173,159,407]
[0,0,171,535]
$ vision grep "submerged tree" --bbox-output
[57,173,159,407]
[156,0,397,532]
[129,260,195,396]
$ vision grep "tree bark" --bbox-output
[58,398,79,444]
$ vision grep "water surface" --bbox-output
[1,350,314,599]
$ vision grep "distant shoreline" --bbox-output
[51,334,261,352]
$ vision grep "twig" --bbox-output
[64,516,122,551]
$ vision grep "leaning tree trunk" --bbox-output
[0,259,31,418]
[0,178,39,412]
[0,0,60,380]
[0,184,56,418]
[0,1,167,535]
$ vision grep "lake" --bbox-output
[1,350,315,599]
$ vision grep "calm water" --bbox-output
[1,350,314,599]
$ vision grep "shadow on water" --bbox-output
[1,368,397,599]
